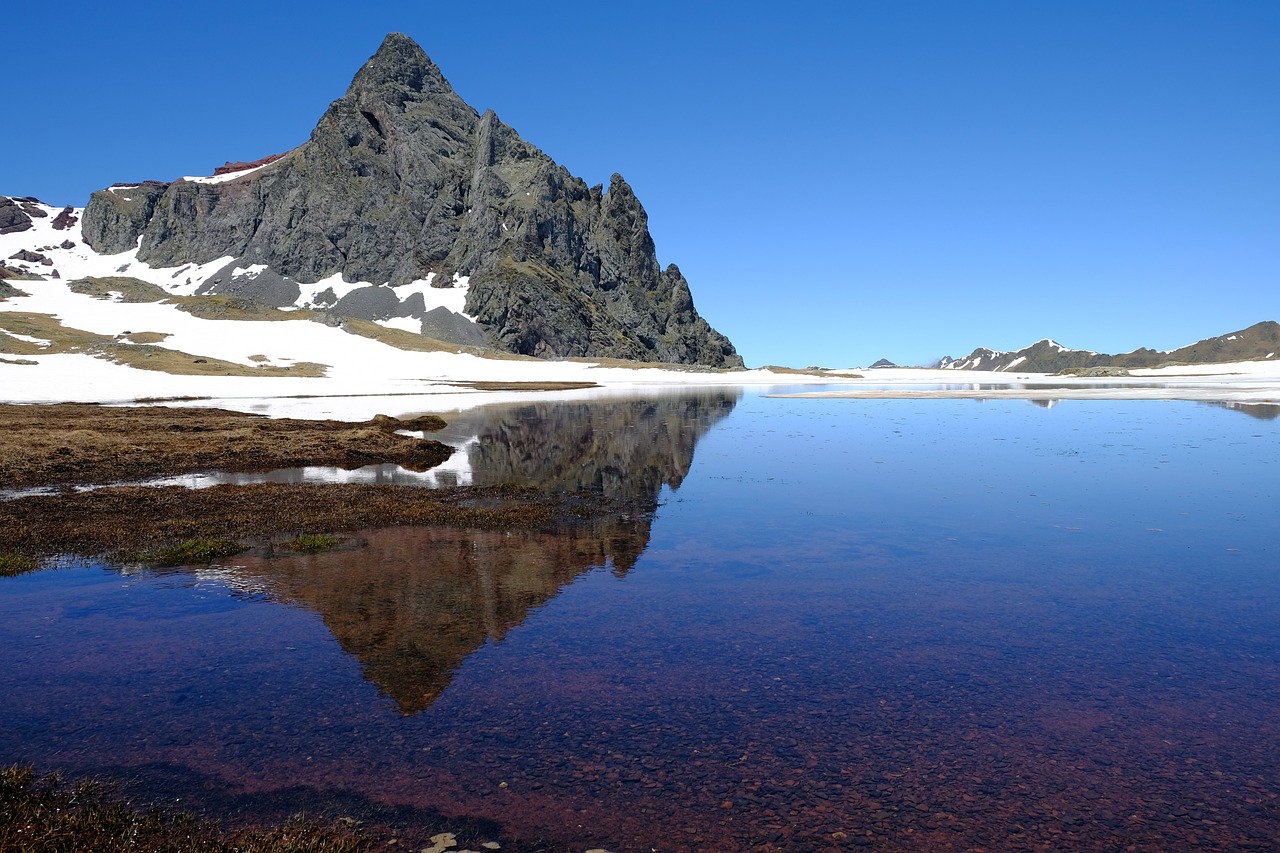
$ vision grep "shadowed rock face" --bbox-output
[81,33,742,368]
[181,390,739,714]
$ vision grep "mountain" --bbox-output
[937,321,1280,372]
[76,33,741,368]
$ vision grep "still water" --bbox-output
[2,390,1278,851]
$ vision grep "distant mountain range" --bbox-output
[3,33,741,368]
[937,321,1280,373]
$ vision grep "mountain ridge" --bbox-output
[76,33,742,368]
[937,321,1280,372]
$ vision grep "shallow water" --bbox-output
[3,391,1278,851]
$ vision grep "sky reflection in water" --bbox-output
[2,392,1278,852]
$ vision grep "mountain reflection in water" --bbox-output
[190,390,739,715]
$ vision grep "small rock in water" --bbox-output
[422,832,458,853]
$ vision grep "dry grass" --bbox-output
[0,404,631,563]
[0,312,328,377]
[0,765,373,853]
[118,331,170,344]
[336,316,537,359]
[67,276,167,302]
[439,380,600,392]
[759,365,865,378]
[0,404,452,489]
[0,483,616,562]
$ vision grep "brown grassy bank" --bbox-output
[0,483,622,564]
[0,403,450,489]
[0,404,642,569]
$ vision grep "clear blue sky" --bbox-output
[3,1,1276,367]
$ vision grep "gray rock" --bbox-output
[419,306,490,348]
[332,285,401,321]
[80,33,741,367]
[0,197,33,234]
[196,260,301,307]
[312,287,338,307]
[394,290,426,318]
[81,182,170,254]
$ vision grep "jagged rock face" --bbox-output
[80,33,742,367]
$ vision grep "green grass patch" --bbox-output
[136,538,246,565]
[0,553,39,577]
[284,533,342,553]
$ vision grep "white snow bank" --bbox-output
[182,160,276,184]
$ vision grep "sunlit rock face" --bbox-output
[81,33,742,368]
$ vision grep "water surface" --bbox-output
[2,391,1277,851]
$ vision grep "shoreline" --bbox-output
[0,403,642,568]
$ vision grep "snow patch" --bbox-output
[375,316,422,334]
[182,161,274,184]
[1,329,52,348]
[232,264,269,279]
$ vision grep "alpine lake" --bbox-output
[3,387,1279,852]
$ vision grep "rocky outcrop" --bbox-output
[939,321,1280,372]
[212,152,287,176]
[0,197,33,234]
[50,206,78,230]
[80,33,741,367]
[82,181,170,254]
[8,249,52,266]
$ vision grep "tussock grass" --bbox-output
[0,553,39,577]
[0,764,372,853]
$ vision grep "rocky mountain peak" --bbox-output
[79,33,742,367]
[354,33,451,93]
